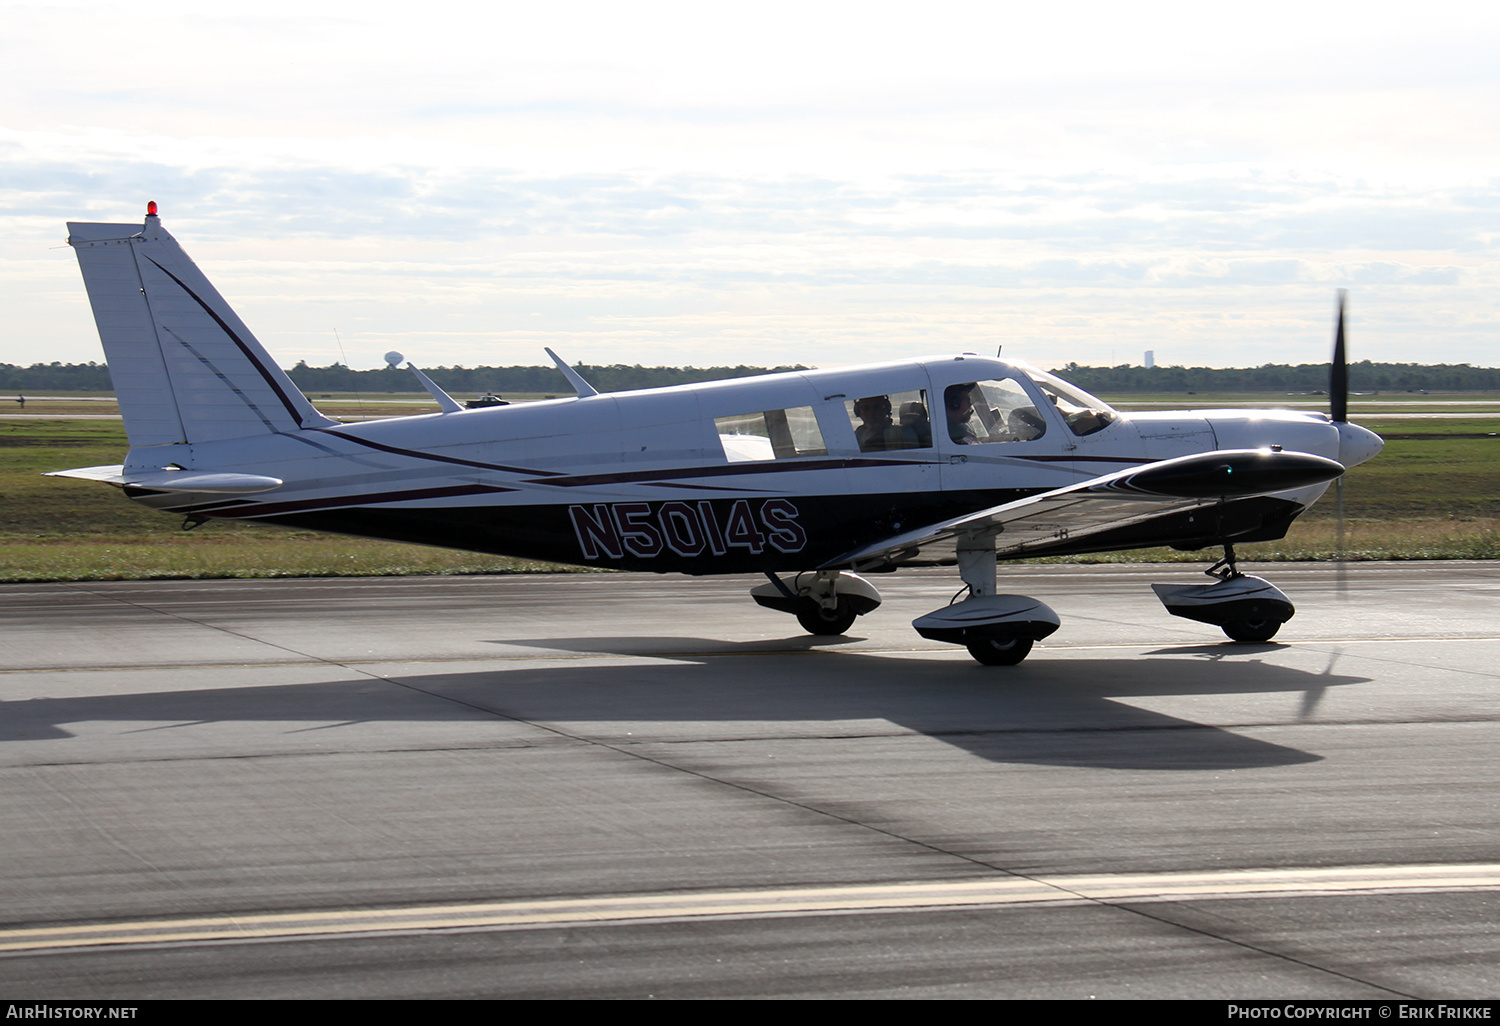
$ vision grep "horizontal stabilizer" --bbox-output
[46,465,283,494]
[44,465,126,485]
[121,471,284,494]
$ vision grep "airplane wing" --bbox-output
[824,448,1344,570]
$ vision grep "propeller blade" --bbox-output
[1330,290,1347,423]
[1330,290,1349,596]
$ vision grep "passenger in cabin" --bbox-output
[900,400,932,447]
[944,383,979,444]
[853,395,919,452]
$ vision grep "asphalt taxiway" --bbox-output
[1,562,1497,998]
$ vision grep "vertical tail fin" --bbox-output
[67,209,335,447]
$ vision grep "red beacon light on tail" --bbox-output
[146,201,158,216]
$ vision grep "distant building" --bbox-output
[1144,351,1155,369]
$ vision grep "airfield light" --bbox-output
[146,201,158,216]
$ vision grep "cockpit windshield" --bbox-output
[1012,361,1118,437]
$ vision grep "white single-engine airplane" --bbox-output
[53,205,1383,664]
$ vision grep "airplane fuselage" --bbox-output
[58,211,1383,661]
[120,355,1351,574]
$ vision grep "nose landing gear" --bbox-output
[1152,544,1296,643]
[751,571,883,636]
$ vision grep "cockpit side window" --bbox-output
[1016,365,1118,437]
[941,378,1048,445]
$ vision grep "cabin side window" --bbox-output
[941,378,1049,445]
[843,390,933,452]
[715,407,828,462]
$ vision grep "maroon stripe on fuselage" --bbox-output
[203,483,515,518]
[526,457,930,488]
[524,452,1146,488]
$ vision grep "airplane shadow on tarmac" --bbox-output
[2,635,1367,772]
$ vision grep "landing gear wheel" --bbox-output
[1223,619,1281,643]
[797,597,858,636]
[965,635,1034,666]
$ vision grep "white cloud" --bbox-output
[2,1,1497,371]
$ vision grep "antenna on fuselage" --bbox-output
[386,351,463,413]
[544,347,600,398]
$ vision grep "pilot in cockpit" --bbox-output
[944,383,979,444]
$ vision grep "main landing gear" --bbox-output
[1151,544,1296,643]
[754,535,1058,666]
[910,532,1059,666]
[750,571,883,636]
[753,542,1294,663]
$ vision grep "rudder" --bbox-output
[68,209,334,447]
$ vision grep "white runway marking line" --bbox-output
[4,864,1498,954]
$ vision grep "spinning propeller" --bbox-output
[1310,292,1383,595]
[1331,291,1349,593]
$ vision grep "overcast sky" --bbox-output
[4,0,1497,373]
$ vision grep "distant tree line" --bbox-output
[283,361,813,395]
[0,362,114,391]
[0,361,808,395]
[1058,361,1500,393]
[5,359,1499,395]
